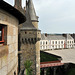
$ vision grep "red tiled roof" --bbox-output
[40,62,64,68]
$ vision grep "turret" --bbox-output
[28,0,39,29]
[18,0,41,75]
[14,0,22,9]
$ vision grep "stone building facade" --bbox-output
[18,0,41,75]
[0,0,25,75]
[40,34,74,50]
[63,34,74,48]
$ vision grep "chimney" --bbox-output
[14,0,22,8]
[62,34,67,38]
[45,33,47,37]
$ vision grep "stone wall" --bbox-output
[19,30,41,75]
[0,9,19,75]
[32,22,38,29]
[19,30,37,75]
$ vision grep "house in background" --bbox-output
[40,34,74,50]
[40,34,49,50]
[0,0,26,75]
[63,34,74,48]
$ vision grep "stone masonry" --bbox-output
[0,1,26,75]
[18,0,41,75]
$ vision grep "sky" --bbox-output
[4,0,75,34]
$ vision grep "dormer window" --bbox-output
[0,25,4,45]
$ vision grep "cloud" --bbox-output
[4,0,14,6]
[33,0,75,33]
[4,0,75,33]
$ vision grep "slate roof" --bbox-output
[28,0,38,21]
[41,34,65,40]
[45,49,75,63]
[20,2,37,31]
[47,34,65,40]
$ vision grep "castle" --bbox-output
[17,0,41,75]
[0,0,26,75]
[0,0,41,75]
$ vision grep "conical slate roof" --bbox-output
[20,1,37,30]
[28,0,38,21]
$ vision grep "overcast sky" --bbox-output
[4,0,75,34]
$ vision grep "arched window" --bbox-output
[46,41,47,44]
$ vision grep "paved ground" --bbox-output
[45,49,75,64]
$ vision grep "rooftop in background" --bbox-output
[20,0,37,31]
[45,49,75,64]
[41,34,65,40]
[41,33,74,40]
[40,51,61,62]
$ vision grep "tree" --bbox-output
[24,60,33,75]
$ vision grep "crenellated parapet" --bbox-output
[20,30,41,44]
[18,0,41,75]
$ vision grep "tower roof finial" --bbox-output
[28,0,38,21]
[14,0,22,8]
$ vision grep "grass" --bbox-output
[40,51,59,62]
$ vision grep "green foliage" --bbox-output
[40,51,58,62]
[24,60,33,75]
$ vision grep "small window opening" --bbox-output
[25,32,27,34]
[14,71,16,75]
[46,41,47,44]
[0,25,4,44]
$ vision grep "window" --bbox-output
[0,25,4,44]
[59,45,60,48]
[61,45,63,48]
[40,41,42,45]
[56,45,57,48]
[52,45,54,48]
[40,46,42,49]
[46,41,47,44]
[52,41,54,44]
[67,41,69,44]
[61,41,63,44]
[25,32,27,34]
[55,41,57,44]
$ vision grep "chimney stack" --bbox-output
[45,33,47,37]
[62,34,67,38]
